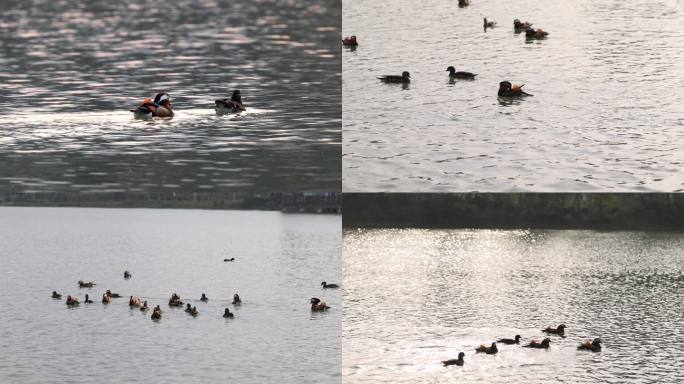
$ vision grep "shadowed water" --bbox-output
[0,0,341,193]
[343,0,684,192]
[0,207,341,384]
[343,229,684,383]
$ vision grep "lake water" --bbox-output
[0,0,341,194]
[0,207,341,384]
[342,0,684,192]
[343,229,684,383]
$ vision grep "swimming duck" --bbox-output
[151,305,162,320]
[342,35,358,47]
[78,280,95,288]
[484,18,497,29]
[475,342,498,354]
[310,297,330,311]
[124,270,131,279]
[442,352,465,366]
[523,338,551,349]
[190,306,199,317]
[446,66,476,80]
[458,0,469,7]
[84,294,93,304]
[578,338,601,352]
[140,301,149,311]
[497,335,521,345]
[185,303,193,313]
[200,293,208,302]
[525,27,549,39]
[224,257,235,262]
[232,294,241,305]
[169,293,183,307]
[321,281,339,289]
[513,19,532,31]
[102,293,111,304]
[52,291,62,299]
[129,296,142,307]
[66,295,80,306]
[131,93,174,119]
[106,290,121,298]
[378,71,410,84]
[498,81,533,97]
[215,90,245,115]
[542,324,566,335]
[223,308,234,318]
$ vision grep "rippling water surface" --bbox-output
[0,207,341,383]
[0,0,341,193]
[343,0,684,192]
[343,229,684,383]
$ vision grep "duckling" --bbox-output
[232,293,242,305]
[78,280,95,288]
[378,71,410,84]
[190,306,199,317]
[484,18,497,29]
[321,281,339,289]
[497,335,521,345]
[458,0,469,7]
[513,19,532,31]
[446,66,476,80]
[523,338,551,349]
[124,270,131,279]
[578,338,602,352]
[310,297,330,311]
[215,90,245,115]
[84,294,93,304]
[102,293,111,304]
[525,27,549,39]
[342,35,358,47]
[52,291,62,299]
[185,303,193,313]
[223,308,234,318]
[140,300,149,311]
[131,93,174,119]
[106,290,121,298]
[223,257,235,262]
[200,293,208,302]
[65,295,80,306]
[542,324,566,335]
[475,342,498,354]
[498,81,533,97]
[442,352,465,366]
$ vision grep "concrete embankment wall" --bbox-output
[343,193,684,230]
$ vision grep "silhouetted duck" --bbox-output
[442,352,465,366]
[484,18,496,29]
[321,281,339,289]
[78,280,95,288]
[190,306,199,317]
[475,342,498,354]
[106,290,121,298]
[215,90,245,115]
[523,338,551,349]
[132,93,174,119]
[65,295,79,306]
[514,19,532,31]
[102,293,111,304]
[378,71,410,84]
[52,291,62,299]
[224,258,235,262]
[446,66,476,80]
[84,294,93,304]
[169,293,183,307]
[458,0,469,7]
[140,301,148,311]
[578,338,601,352]
[342,35,358,47]
[223,308,234,318]
[525,27,549,39]
[124,270,131,279]
[200,293,208,302]
[497,335,521,345]
[151,305,162,320]
[232,294,241,305]
[185,303,192,313]
[498,81,533,97]
[542,324,566,335]
[310,297,330,311]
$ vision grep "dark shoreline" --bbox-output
[343,193,684,230]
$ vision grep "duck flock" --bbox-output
[342,1,551,98]
[129,89,247,119]
[53,264,338,322]
[441,324,602,368]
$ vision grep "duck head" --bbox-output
[490,342,497,349]
[499,81,512,93]
[458,352,465,360]
[592,338,601,346]
[542,338,551,346]
[558,324,566,332]
[321,281,327,286]
[402,71,410,80]
[446,66,456,75]
[154,92,172,109]
[310,297,321,305]
[514,335,521,342]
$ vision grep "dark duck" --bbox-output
[84,294,93,304]
[52,291,62,299]
[498,81,532,97]
[78,280,95,288]
[223,308,234,318]
[65,295,80,306]
[310,297,330,311]
[342,35,358,47]
[232,294,242,305]
[578,338,602,352]
[484,18,496,29]
[497,335,521,345]
[200,293,208,302]
[168,293,183,307]
[525,27,549,39]
[514,19,533,31]
[542,324,566,335]
[215,90,246,115]
[446,66,476,80]
[124,270,131,279]
[321,281,339,289]
[378,71,410,84]
[523,338,551,349]
[442,352,465,366]
[475,342,498,354]
[458,0,469,7]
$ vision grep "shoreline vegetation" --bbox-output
[0,191,341,214]
[343,193,684,230]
